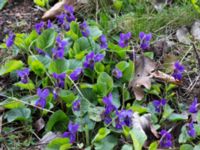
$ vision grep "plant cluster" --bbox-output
[1,4,200,150]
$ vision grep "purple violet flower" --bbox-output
[70,68,83,81]
[115,109,133,129]
[62,122,79,143]
[53,88,58,100]
[172,61,184,80]
[153,98,166,113]
[103,93,116,113]
[99,35,108,49]
[56,36,68,49]
[35,88,50,108]
[52,48,65,59]
[47,20,53,29]
[139,32,152,50]
[72,100,81,111]
[52,73,66,89]
[56,13,66,25]
[187,122,196,138]
[36,48,46,55]
[6,32,15,48]
[52,36,67,59]
[112,68,123,79]
[79,21,90,37]
[64,22,70,31]
[64,5,75,22]
[118,32,131,48]
[35,21,45,34]
[189,97,198,113]
[102,93,117,124]
[160,130,173,148]
[16,68,30,84]
[83,52,104,70]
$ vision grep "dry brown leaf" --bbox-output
[129,56,156,100]
[152,70,178,84]
[132,113,159,138]
[42,0,76,20]
[152,0,172,12]
[176,26,191,45]
[0,115,2,134]
[191,21,200,40]
[34,117,45,132]
[42,0,88,20]
[37,132,62,150]
[129,56,180,100]
[163,54,177,73]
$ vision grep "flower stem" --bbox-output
[85,125,90,146]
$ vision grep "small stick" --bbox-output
[192,43,200,70]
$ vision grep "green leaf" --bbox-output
[149,141,158,150]
[49,59,82,73]
[92,128,110,143]
[60,144,71,150]
[108,42,127,58]
[74,37,91,51]
[194,124,200,136]
[197,111,200,124]
[113,0,123,10]
[75,115,95,131]
[89,26,102,40]
[49,59,68,73]
[191,0,200,13]
[112,88,121,108]
[88,107,104,122]
[121,61,135,82]
[0,0,7,10]
[24,30,38,49]
[46,110,68,132]
[4,108,31,122]
[1,99,24,109]
[14,80,35,90]
[96,72,113,96]
[94,135,118,150]
[147,84,161,97]
[116,61,129,72]
[94,62,105,74]
[168,113,187,122]
[34,55,52,68]
[144,52,154,59]
[131,104,148,114]
[14,33,26,49]
[162,104,174,120]
[179,125,190,143]
[180,144,193,150]
[58,90,76,107]
[121,144,133,150]
[36,29,57,52]
[80,87,97,104]
[46,138,71,150]
[123,126,131,137]
[165,83,176,92]
[28,56,46,76]
[130,127,147,150]
[34,0,45,7]
[0,60,23,76]
[66,21,80,40]
[194,145,200,150]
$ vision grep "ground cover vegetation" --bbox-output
[0,0,200,149]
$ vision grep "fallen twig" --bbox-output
[192,43,200,70]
